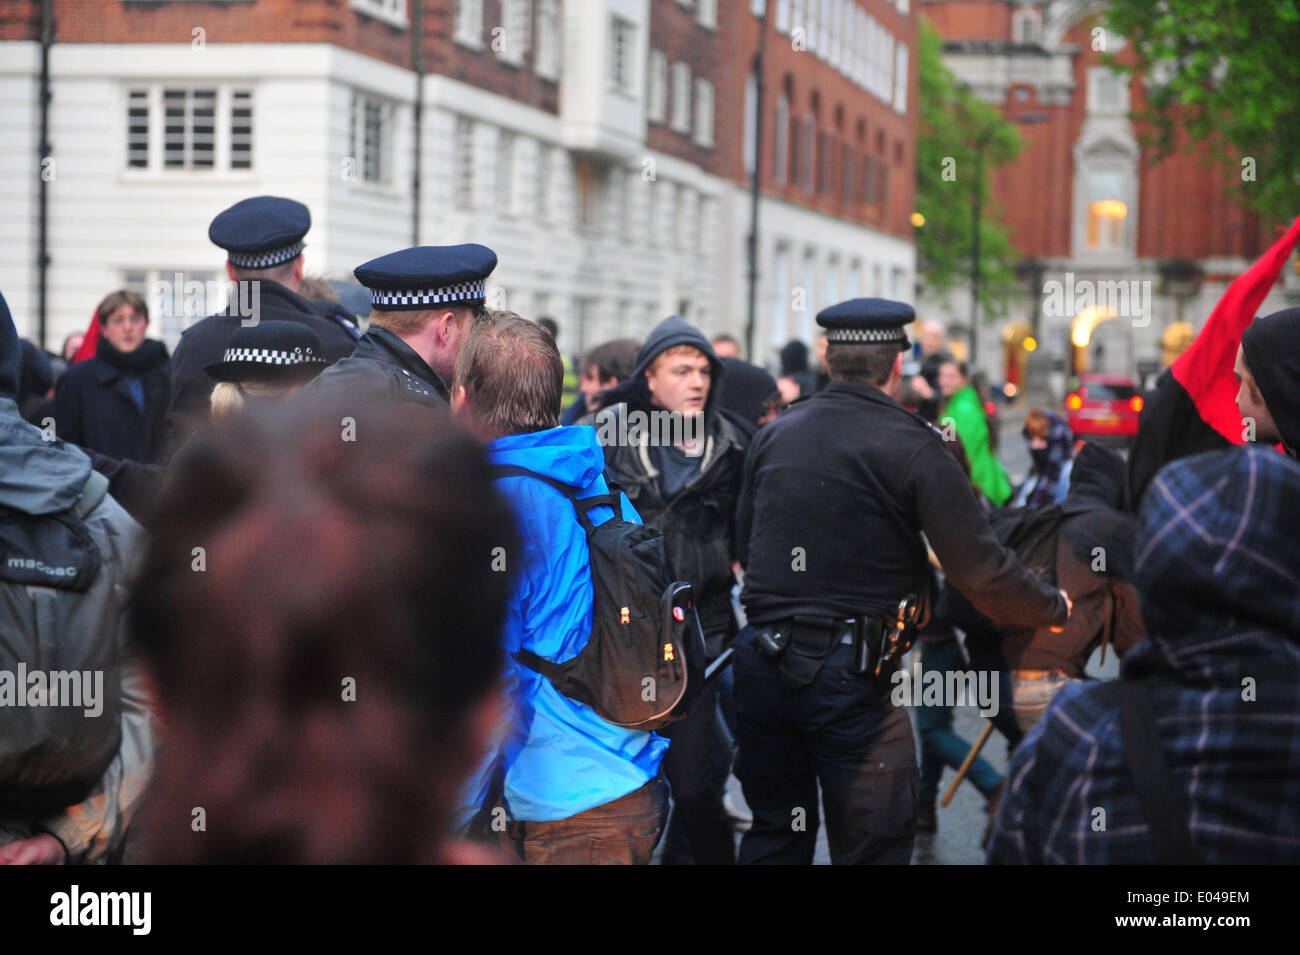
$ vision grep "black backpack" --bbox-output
[985,500,1097,587]
[493,466,707,731]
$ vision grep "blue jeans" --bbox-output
[915,639,1002,805]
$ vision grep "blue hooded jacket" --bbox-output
[459,425,669,824]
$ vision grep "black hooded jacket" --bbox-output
[53,335,170,464]
[1241,305,1300,455]
[587,317,748,641]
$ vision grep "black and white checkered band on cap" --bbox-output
[227,241,305,270]
[220,346,323,366]
[370,280,487,309]
[824,325,908,344]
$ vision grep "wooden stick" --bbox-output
[940,720,995,807]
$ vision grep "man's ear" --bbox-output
[892,351,904,378]
[225,261,239,283]
[292,256,305,285]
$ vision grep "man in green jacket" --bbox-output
[938,359,1012,505]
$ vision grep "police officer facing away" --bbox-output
[166,196,358,450]
[300,244,497,409]
[732,299,1070,865]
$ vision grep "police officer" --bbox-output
[299,244,497,409]
[167,196,360,450]
[732,298,1069,865]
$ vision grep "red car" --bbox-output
[1065,374,1143,442]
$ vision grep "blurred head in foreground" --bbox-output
[130,401,517,863]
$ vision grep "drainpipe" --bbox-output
[37,0,54,349]
[744,2,771,362]
[411,0,424,245]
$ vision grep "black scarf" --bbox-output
[96,335,168,375]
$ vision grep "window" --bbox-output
[620,168,636,240]
[126,86,254,172]
[897,0,909,14]
[647,176,660,246]
[609,17,635,94]
[576,160,603,232]
[801,115,815,193]
[816,130,833,195]
[455,117,475,209]
[350,0,406,28]
[1013,7,1042,45]
[496,130,516,214]
[775,0,791,33]
[164,88,216,169]
[846,260,861,297]
[536,142,553,221]
[535,0,560,80]
[670,62,692,134]
[697,0,717,29]
[839,141,853,204]
[743,73,758,174]
[693,79,715,147]
[1088,67,1129,114]
[774,93,789,185]
[893,44,908,114]
[800,250,816,339]
[1085,168,1128,251]
[349,92,393,184]
[647,51,668,123]
[772,244,791,347]
[455,0,483,49]
[697,196,711,253]
[826,255,840,307]
[752,0,767,15]
[497,0,530,66]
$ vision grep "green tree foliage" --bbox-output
[1104,0,1300,223]
[915,17,1023,322]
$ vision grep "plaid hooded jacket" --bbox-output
[988,446,1300,864]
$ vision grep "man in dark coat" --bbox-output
[166,196,357,450]
[299,244,496,412]
[586,316,749,865]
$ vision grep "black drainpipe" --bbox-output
[38,0,54,349]
[411,0,424,245]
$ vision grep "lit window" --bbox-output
[1086,169,1128,251]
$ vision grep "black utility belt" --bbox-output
[753,599,919,692]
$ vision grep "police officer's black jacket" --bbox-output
[737,379,1067,630]
[295,324,449,410]
[166,279,357,451]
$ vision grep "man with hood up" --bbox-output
[1236,305,1300,457]
[587,316,749,865]
[989,446,1300,864]
[0,290,157,864]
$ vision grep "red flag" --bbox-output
[1170,214,1300,444]
[71,311,101,363]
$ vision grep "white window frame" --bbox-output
[496,129,517,215]
[693,78,715,147]
[1087,67,1130,115]
[349,91,394,186]
[496,0,531,67]
[534,0,560,81]
[455,0,484,50]
[124,84,253,175]
[697,0,717,30]
[647,50,668,122]
[1012,7,1042,45]
[349,0,408,30]
[454,117,475,210]
[893,44,909,114]
[670,62,692,135]
[608,16,636,95]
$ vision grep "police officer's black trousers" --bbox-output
[659,680,737,865]
[733,627,918,865]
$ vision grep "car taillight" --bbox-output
[984,401,997,416]
[1066,394,1083,410]
[1130,396,1143,413]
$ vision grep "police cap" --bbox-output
[816,298,915,351]
[354,244,498,311]
[209,196,310,270]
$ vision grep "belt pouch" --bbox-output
[777,617,839,691]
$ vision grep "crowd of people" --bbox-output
[2,192,1298,866]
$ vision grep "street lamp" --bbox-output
[969,110,1049,371]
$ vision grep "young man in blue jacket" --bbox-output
[452,311,669,864]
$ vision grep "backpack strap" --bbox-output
[1094,678,1200,864]
[74,469,110,520]
[490,464,624,536]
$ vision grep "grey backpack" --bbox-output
[0,470,125,818]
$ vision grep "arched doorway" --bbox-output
[1069,305,1118,377]
[1001,320,1034,394]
